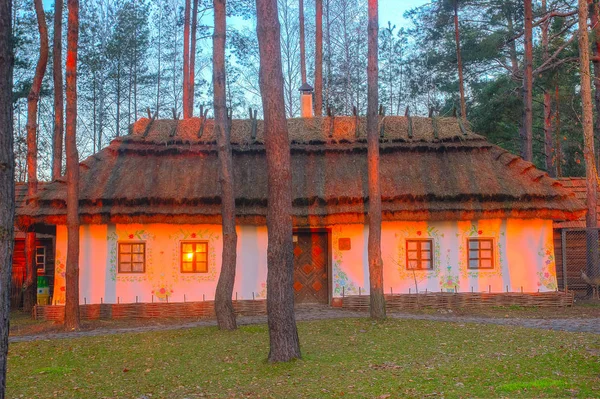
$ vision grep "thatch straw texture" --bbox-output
[16,116,585,227]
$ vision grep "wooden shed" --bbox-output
[553,178,600,298]
[12,184,56,308]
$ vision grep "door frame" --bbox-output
[292,228,332,305]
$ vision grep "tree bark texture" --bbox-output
[367,0,385,320]
[213,0,238,331]
[64,0,80,330]
[542,0,555,177]
[188,0,198,118]
[24,0,49,313]
[555,85,563,177]
[182,0,191,119]
[520,0,534,162]
[52,0,64,180]
[453,0,466,121]
[255,0,301,362]
[589,0,600,169]
[0,0,15,395]
[578,0,600,280]
[299,0,307,84]
[314,0,323,115]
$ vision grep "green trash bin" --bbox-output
[37,276,49,296]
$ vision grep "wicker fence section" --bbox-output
[34,299,267,322]
[341,291,575,312]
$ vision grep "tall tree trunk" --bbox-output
[542,0,555,177]
[367,0,385,320]
[182,0,191,119]
[213,0,237,331]
[325,0,332,111]
[299,0,307,84]
[314,0,323,116]
[64,0,80,330]
[505,6,519,78]
[156,8,161,115]
[589,0,600,169]
[52,0,64,180]
[578,0,600,286]
[115,60,120,136]
[543,90,554,176]
[453,0,466,121]
[555,84,563,177]
[255,0,301,363]
[520,0,534,162]
[0,0,15,394]
[92,74,97,153]
[188,0,198,117]
[24,0,49,313]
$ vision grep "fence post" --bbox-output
[561,229,568,292]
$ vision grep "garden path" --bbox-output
[10,306,600,343]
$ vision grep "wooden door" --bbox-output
[293,231,328,304]
[11,239,26,308]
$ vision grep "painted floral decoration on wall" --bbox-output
[53,250,66,304]
[152,284,173,301]
[457,224,504,279]
[108,229,155,282]
[255,282,267,299]
[396,226,444,281]
[332,226,359,296]
[439,250,460,291]
[169,228,218,282]
[537,245,558,290]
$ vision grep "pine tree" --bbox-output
[0,0,15,395]
[52,0,64,180]
[255,0,301,363]
[577,0,600,287]
[213,0,238,331]
[64,0,80,331]
[366,0,385,320]
[24,0,49,313]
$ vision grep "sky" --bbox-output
[41,0,429,26]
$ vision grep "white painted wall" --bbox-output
[54,224,268,304]
[331,219,557,297]
[52,219,557,305]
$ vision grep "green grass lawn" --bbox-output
[7,318,600,398]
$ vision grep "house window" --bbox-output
[406,239,433,270]
[35,246,46,273]
[468,238,494,269]
[181,242,208,273]
[118,242,146,273]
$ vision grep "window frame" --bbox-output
[117,241,146,274]
[467,238,495,270]
[35,246,46,273]
[180,241,209,274]
[405,239,434,271]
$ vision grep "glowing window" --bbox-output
[181,241,208,273]
[467,238,494,269]
[406,239,433,270]
[118,242,146,273]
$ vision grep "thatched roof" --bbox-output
[554,177,598,228]
[16,116,585,227]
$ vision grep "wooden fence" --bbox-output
[34,291,575,321]
[341,291,575,311]
[34,299,266,322]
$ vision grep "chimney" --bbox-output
[299,82,314,118]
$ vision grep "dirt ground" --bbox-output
[9,300,600,339]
